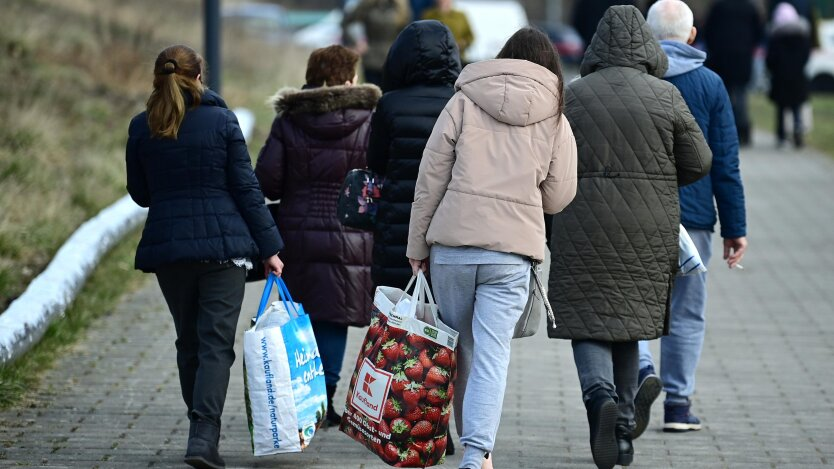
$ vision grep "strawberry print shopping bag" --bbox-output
[340,272,458,467]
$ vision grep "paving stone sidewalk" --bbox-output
[2,131,833,468]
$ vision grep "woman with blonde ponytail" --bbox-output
[126,44,284,469]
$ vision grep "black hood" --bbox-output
[382,20,462,92]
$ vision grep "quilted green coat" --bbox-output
[547,5,712,342]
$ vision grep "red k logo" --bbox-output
[362,373,376,396]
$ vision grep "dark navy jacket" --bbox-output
[126,89,283,272]
[662,40,746,239]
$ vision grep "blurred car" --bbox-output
[456,0,529,62]
[533,21,585,64]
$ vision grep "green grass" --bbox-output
[0,0,309,408]
[749,92,834,154]
[0,229,143,408]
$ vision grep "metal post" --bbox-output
[204,0,221,94]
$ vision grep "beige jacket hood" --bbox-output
[407,59,578,262]
[456,59,562,127]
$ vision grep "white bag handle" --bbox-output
[394,272,440,324]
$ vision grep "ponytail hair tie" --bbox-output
[162,59,177,75]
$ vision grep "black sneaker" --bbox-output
[631,365,662,439]
[663,401,702,432]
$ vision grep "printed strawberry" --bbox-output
[440,404,452,427]
[409,438,434,456]
[426,388,447,406]
[374,350,388,369]
[383,397,402,420]
[424,366,449,388]
[372,441,385,456]
[447,382,455,400]
[403,358,424,381]
[378,418,391,437]
[390,417,412,441]
[391,371,409,396]
[363,337,375,354]
[401,382,425,409]
[396,447,421,467]
[383,442,401,462]
[388,325,407,339]
[423,406,441,423]
[407,333,431,348]
[418,349,433,370]
[368,316,383,339]
[404,405,423,422]
[410,420,434,439]
[432,348,452,368]
[433,434,448,456]
[400,343,413,360]
[382,339,401,362]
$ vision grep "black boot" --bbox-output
[326,385,341,426]
[585,391,618,469]
[184,419,225,469]
[616,424,634,466]
[795,131,805,149]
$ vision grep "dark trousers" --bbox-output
[311,320,348,387]
[776,104,804,143]
[727,84,751,144]
[572,339,639,430]
[156,262,246,426]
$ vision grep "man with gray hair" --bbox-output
[636,0,748,438]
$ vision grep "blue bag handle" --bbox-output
[256,274,303,321]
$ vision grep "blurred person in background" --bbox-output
[634,0,747,440]
[411,0,435,20]
[768,0,818,47]
[126,44,284,469]
[407,27,578,469]
[704,0,764,146]
[422,0,474,63]
[766,2,812,148]
[255,45,380,427]
[573,0,637,48]
[550,6,711,468]
[342,0,411,86]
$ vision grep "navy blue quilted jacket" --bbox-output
[126,89,283,272]
[662,41,747,239]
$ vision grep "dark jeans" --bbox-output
[572,339,639,430]
[776,104,804,143]
[156,262,246,426]
[727,84,751,144]
[311,320,348,387]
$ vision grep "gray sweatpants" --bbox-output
[430,246,530,469]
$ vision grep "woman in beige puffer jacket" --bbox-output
[406,28,577,469]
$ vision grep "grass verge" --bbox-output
[749,92,834,154]
[0,229,143,409]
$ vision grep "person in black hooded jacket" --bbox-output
[366,20,462,290]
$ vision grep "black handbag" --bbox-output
[336,169,383,231]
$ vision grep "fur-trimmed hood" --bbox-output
[270,84,381,116]
[268,84,381,140]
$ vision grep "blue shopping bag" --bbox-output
[243,274,327,455]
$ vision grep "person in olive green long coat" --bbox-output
[422,0,474,61]
[547,6,712,468]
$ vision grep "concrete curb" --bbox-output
[0,196,147,365]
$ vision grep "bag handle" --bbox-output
[409,271,440,324]
[255,274,302,321]
[530,262,556,327]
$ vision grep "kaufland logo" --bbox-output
[350,358,393,423]
[362,373,376,396]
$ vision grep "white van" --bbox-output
[456,0,529,62]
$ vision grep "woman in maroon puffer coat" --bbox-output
[255,45,381,425]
